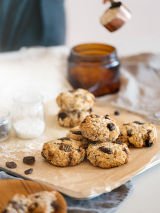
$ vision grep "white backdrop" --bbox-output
[66,0,160,56]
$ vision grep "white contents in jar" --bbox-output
[13,118,45,139]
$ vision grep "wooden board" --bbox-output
[0,179,67,212]
[0,102,159,199]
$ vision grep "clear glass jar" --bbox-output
[12,93,45,139]
[0,109,11,142]
[68,43,120,97]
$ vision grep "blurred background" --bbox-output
[66,0,160,56]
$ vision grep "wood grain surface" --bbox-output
[0,179,67,212]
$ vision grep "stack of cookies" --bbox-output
[41,112,157,169]
[56,89,95,128]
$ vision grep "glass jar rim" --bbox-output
[69,43,118,62]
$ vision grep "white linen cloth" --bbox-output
[0,47,159,123]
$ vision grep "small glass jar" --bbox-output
[68,43,120,97]
[0,109,11,142]
[12,93,45,139]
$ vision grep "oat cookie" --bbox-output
[56,89,95,111]
[2,191,57,213]
[87,142,129,169]
[41,137,86,167]
[117,121,157,148]
[58,110,91,128]
[80,114,120,142]
[67,126,89,148]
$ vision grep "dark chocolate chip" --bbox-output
[145,140,153,147]
[58,112,67,120]
[24,168,33,175]
[114,110,120,116]
[71,131,82,135]
[2,209,8,213]
[58,137,70,141]
[133,121,144,125]
[59,143,72,152]
[107,123,116,131]
[110,1,122,9]
[104,114,109,119]
[99,146,113,154]
[23,156,35,165]
[127,129,133,137]
[6,162,17,169]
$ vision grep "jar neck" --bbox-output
[68,43,119,64]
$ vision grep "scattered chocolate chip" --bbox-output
[23,156,35,165]
[104,114,109,119]
[145,140,153,147]
[99,146,113,154]
[133,121,144,125]
[127,129,133,137]
[107,123,115,131]
[114,110,120,116]
[58,137,70,141]
[59,143,72,152]
[24,168,33,175]
[72,130,82,135]
[58,112,67,120]
[6,161,17,169]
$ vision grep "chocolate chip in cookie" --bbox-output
[99,146,113,154]
[58,112,67,120]
[145,139,153,147]
[127,129,133,137]
[107,123,115,131]
[114,110,120,116]
[59,143,72,152]
[133,121,144,125]
[71,130,82,135]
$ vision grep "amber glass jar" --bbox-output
[68,43,120,97]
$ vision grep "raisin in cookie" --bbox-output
[41,137,86,167]
[87,142,129,169]
[117,121,157,148]
[2,191,57,213]
[56,89,95,111]
[67,126,89,148]
[58,110,91,128]
[80,114,120,142]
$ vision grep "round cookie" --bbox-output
[80,114,120,142]
[117,121,157,148]
[2,191,57,213]
[56,89,95,111]
[58,110,91,128]
[67,126,89,148]
[87,142,129,169]
[41,137,86,167]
